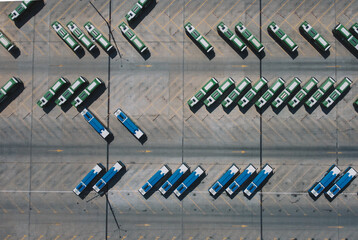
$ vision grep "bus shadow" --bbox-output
[142,171,171,200]
[272,85,301,115]
[223,83,252,114]
[304,85,336,114]
[75,82,106,112]
[74,46,85,59]
[256,84,285,114]
[239,85,268,114]
[206,84,235,113]
[0,80,24,113]
[162,170,191,199]
[78,167,106,200]
[333,30,358,59]
[288,85,318,114]
[41,80,71,114]
[60,80,89,113]
[89,45,100,58]
[244,171,274,200]
[299,28,330,59]
[127,0,157,30]
[14,0,45,28]
[185,31,215,60]
[354,103,358,112]
[98,166,127,197]
[321,86,351,115]
[227,173,257,200]
[217,30,248,59]
[268,30,298,59]
[9,46,21,59]
[138,133,148,145]
[177,173,206,201]
[188,83,218,113]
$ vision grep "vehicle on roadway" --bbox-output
[73,163,105,196]
[333,23,358,52]
[71,77,103,107]
[217,21,246,52]
[159,163,190,195]
[308,165,340,198]
[268,21,298,52]
[349,23,358,39]
[255,77,285,108]
[208,164,239,197]
[125,0,153,22]
[37,77,69,108]
[52,21,80,52]
[67,21,96,52]
[204,77,235,107]
[0,77,22,104]
[300,21,331,51]
[326,167,357,199]
[0,30,16,52]
[244,164,273,197]
[288,77,318,108]
[184,22,213,53]
[93,161,125,193]
[226,164,257,196]
[322,77,352,108]
[188,77,219,107]
[238,77,268,108]
[139,165,171,196]
[235,22,264,52]
[55,76,87,106]
[305,77,336,108]
[119,22,148,53]
[81,108,110,139]
[84,21,113,52]
[8,0,34,21]
[272,77,301,108]
[174,166,205,198]
[114,107,144,140]
[222,77,251,108]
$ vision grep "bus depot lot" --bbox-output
[0,0,358,239]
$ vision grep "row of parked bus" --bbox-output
[188,76,353,110]
[309,165,357,200]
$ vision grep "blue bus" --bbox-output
[208,164,239,196]
[244,164,273,197]
[174,166,205,198]
[114,107,144,140]
[308,165,340,197]
[139,165,171,196]
[226,164,256,196]
[326,167,357,199]
[159,163,190,195]
[81,108,110,139]
[93,161,125,193]
[73,163,105,196]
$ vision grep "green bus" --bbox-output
[67,21,96,52]
[0,77,22,103]
[55,76,88,106]
[288,77,318,108]
[222,77,251,108]
[0,30,16,52]
[334,23,358,52]
[184,22,213,53]
[52,21,80,52]
[84,22,113,52]
[322,77,352,108]
[300,21,330,51]
[71,78,103,107]
[255,77,285,108]
[272,77,301,108]
[268,22,298,52]
[238,77,268,107]
[217,21,246,52]
[235,22,264,52]
[119,22,148,53]
[204,77,235,107]
[305,77,336,108]
[37,77,69,108]
[8,0,34,21]
[126,0,153,22]
[188,78,219,107]
[350,23,358,39]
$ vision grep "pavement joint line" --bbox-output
[338,196,357,216]
[237,194,256,216]
[246,0,273,28]
[111,0,128,16]
[294,0,323,29]
[24,195,40,214]
[129,185,156,214]
[5,193,25,214]
[291,117,320,142]
[263,118,287,142]
[89,0,111,22]
[198,191,222,214]
[153,194,173,215]
[279,185,307,215]
[196,0,224,28]
[328,0,355,27]
[311,0,338,27]
[268,194,291,216]
[58,0,81,20]
[212,0,242,28]
[303,195,322,214]
[230,0,258,28]
[188,196,206,215]
[184,121,203,138]
[36,0,64,26]
[203,19,224,56]
[148,0,178,27]
[219,194,240,215]
[0,2,12,15]
[261,0,289,27]
[226,115,256,142]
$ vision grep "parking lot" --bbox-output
[0,0,358,239]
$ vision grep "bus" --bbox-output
[126,0,153,22]
[37,77,69,108]
[288,77,318,108]
[52,21,81,52]
[174,166,205,198]
[272,77,301,108]
[119,22,148,53]
[326,167,357,199]
[0,30,16,52]
[8,0,34,21]
[217,21,246,52]
[322,77,352,108]
[184,22,213,53]
[305,77,336,108]
[84,21,113,52]
[255,77,285,108]
[349,23,358,39]
[308,165,340,197]
[204,77,235,107]
[188,77,219,107]
[159,163,190,195]
[55,76,87,106]
[81,108,110,139]
[268,22,298,52]
[235,22,264,52]
[72,78,103,107]
[208,164,239,197]
[222,77,251,108]
[67,21,96,52]
[238,77,268,107]
[93,161,125,193]
[244,164,273,197]
[114,107,144,140]
[0,77,22,104]
[226,164,256,196]
[333,23,358,52]
[300,21,331,51]
[73,163,105,196]
[139,165,171,196]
